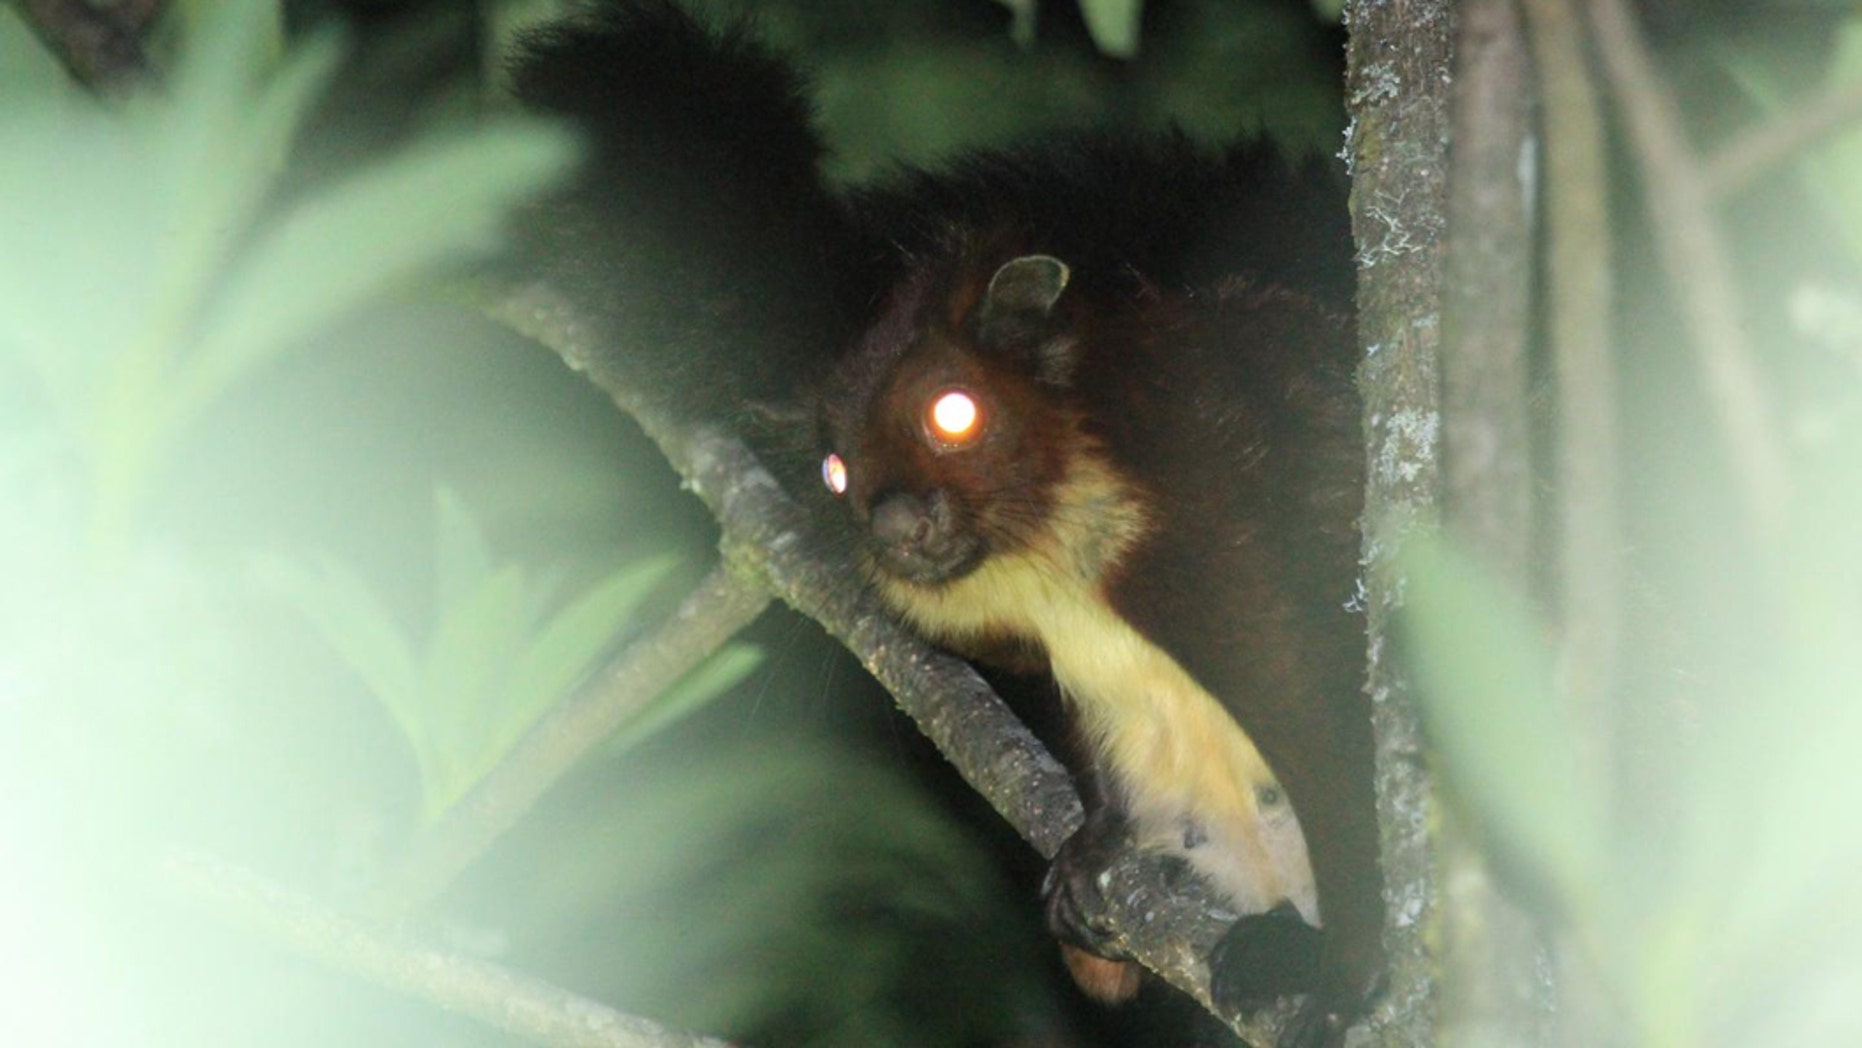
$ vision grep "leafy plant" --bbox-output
[256,487,763,818]
[1077,0,1144,58]
[1404,492,1862,1045]
[0,1,575,558]
[1400,539,1609,915]
[988,0,1146,56]
[507,735,1064,1048]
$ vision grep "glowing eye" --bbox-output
[822,453,848,496]
[927,389,981,445]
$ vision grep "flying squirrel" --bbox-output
[509,3,1385,1043]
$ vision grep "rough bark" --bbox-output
[1342,0,1454,1043]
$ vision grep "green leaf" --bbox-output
[421,564,532,811]
[991,0,1039,48]
[0,1,306,431]
[501,555,682,747]
[247,552,422,762]
[0,109,150,409]
[524,565,570,628]
[609,643,766,754]
[0,1,572,553]
[176,120,578,418]
[1399,536,1608,910]
[432,486,496,624]
[1077,0,1143,58]
[143,0,308,328]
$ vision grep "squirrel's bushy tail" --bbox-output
[507,0,855,432]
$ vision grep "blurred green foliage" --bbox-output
[252,488,767,818]
[671,0,1346,179]
[1402,13,1862,1037]
[1076,0,1143,58]
[32,2,1862,1047]
[1720,20,1862,264]
[476,735,1061,1048]
[0,5,73,94]
[1406,449,1862,1044]
[0,2,1101,1044]
[1400,540,1609,917]
[0,4,575,557]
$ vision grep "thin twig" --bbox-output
[1517,1,1621,1043]
[1707,76,1862,200]
[368,564,773,916]
[1522,0,1620,857]
[1588,0,1792,543]
[164,851,740,1048]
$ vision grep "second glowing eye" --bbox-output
[822,453,848,495]
[926,389,981,445]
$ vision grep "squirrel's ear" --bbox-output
[981,254,1070,321]
[976,254,1077,385]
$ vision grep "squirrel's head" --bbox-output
[817,249,1088,589]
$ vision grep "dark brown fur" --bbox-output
[820,231,1381,1045]
[511,5,1378,1042]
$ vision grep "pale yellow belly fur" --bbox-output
[876,459,1320,924]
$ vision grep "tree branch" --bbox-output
[1515,4,1624,1042]
[1523,0,1620,795]
[1707,76,1862,200]
[486,281,1082,861]
[163,851,740,1048]
[1438,0,1556,1042]
[483,280,1297,1048]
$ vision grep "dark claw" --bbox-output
[1214,912,1383,1048]
[1042,805,1133,957]
[1209,901,1326,1011]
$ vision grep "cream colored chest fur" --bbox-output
[877,461,1319,923]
